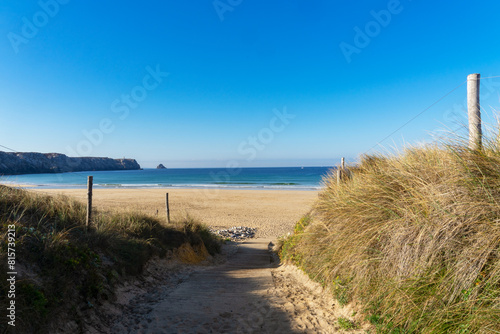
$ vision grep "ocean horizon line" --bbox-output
[0,166,331,191]
[138,166,336,170]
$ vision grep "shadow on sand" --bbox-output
[144,239,301,334]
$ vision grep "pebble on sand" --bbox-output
[210,226,257,241]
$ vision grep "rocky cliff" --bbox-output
[0,152,141,175]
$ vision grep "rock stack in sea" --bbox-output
[211,226,257,241]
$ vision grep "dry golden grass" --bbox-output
[0,186,220,333]
[281,141,500,333]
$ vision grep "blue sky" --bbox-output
[1,1,500,168]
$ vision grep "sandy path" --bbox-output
[142,239,283,333]
[82,240,366,334]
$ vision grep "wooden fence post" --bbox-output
[337,157,345,185]
[468,73,481,150]
[166,193,171,224]
[86,176,93,230]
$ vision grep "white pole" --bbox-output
[467,73,481,150]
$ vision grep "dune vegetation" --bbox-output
[281,139,500,333]
[0,185,220,333]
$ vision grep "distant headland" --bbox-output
[0,151,141,175]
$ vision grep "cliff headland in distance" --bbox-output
[0,151,141,175]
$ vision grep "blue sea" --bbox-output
[0,167,334,191]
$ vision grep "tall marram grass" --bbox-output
[0,186,220,333]
[281,139,500,333]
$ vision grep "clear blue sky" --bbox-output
[1,1,500,168]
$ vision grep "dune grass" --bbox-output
[0,185,220,333]
[281,140,500,333]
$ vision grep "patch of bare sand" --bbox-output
[272,265,370,333]
[30,188,318,238]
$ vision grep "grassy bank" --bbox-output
[281,143,500,333]
[0,185,220,333]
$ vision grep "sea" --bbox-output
[0,167,334,191]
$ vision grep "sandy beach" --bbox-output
[31,188,319,238]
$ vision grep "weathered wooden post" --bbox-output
[166,193,171,224]
[337,157,345,185]
[86,176,93,229]
[467,73,481,150]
